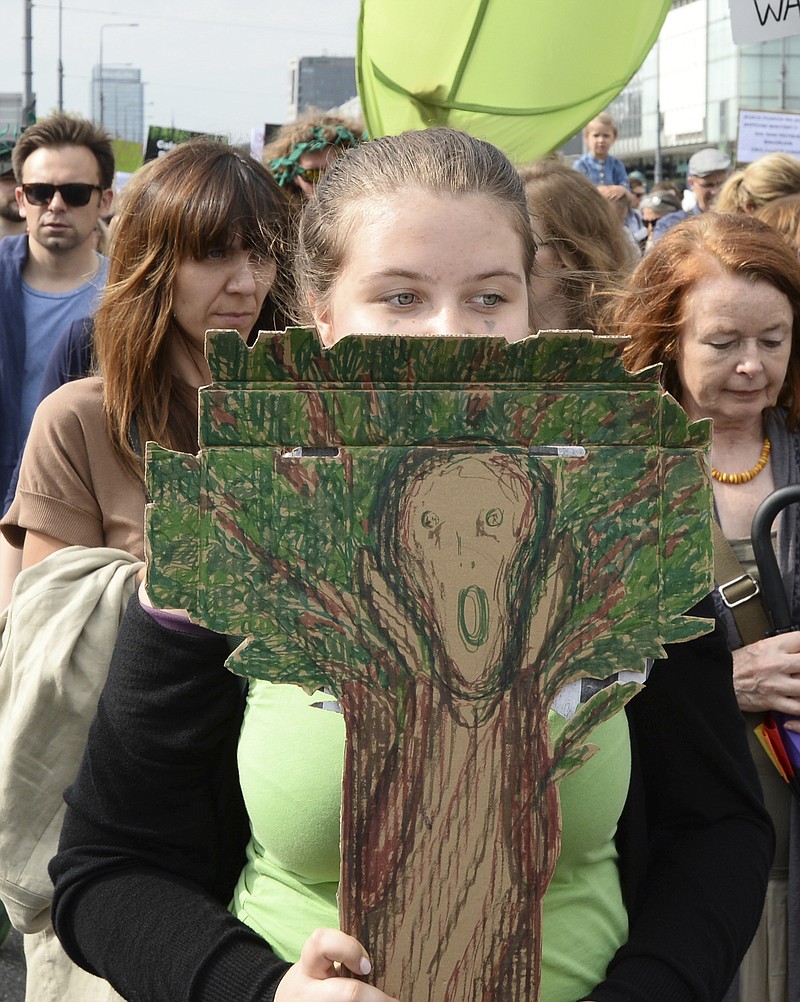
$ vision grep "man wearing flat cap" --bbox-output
[0,141,25,240]
[653,148,731,242]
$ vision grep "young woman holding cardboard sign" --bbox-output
[51,129,772,1002]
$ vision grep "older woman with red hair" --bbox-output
[621,212,800,1002]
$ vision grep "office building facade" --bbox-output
[602,0,800,178]
[288,56,357,121]
[91,65,144,144]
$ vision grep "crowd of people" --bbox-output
[0,107,798,1002]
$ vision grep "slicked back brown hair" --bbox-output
[619,212,800,430]
[296,127,535,324]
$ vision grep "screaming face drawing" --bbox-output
[397,455,536,689]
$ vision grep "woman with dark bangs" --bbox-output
[0,139,291,1002]
[3,139,292,563]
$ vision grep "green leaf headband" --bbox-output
[268,124,362,188]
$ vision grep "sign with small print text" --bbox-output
[737,108,800,163]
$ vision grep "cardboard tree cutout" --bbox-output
[146,328,712,1002]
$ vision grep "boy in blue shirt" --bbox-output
[573,113,630,190]
[574,113,642,246]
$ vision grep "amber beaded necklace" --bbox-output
[711,437,771,485]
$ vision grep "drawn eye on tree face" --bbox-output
[398,455,534,687]
[485,507,503,528]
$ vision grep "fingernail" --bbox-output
[360,956,372,976]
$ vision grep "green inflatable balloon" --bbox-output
[356,0,669,163]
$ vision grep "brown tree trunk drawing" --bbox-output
[331,453,577,1001]
[339,682,560,1002]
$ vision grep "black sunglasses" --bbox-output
[22,183,104,207]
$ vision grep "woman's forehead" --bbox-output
[342,189,524,237]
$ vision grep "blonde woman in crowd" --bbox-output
[715,152,800,215]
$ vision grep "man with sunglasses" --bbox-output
[652,148,731,243]
[0,114,113,511]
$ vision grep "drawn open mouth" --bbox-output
[458,585,490,650]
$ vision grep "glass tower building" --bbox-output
[601,0,800,179]
[91,65,144,144]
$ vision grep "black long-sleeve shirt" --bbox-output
[51,594,773,1002]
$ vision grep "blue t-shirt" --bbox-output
[20,257,107,440]
[652,203,700,243]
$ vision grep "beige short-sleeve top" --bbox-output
[1,377,147,560]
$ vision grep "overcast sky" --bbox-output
[2,0,361,143]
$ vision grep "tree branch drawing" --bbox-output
[145,328,713,1002]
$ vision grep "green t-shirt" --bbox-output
[232,679,630,1001]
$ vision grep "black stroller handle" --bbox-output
[751,484,800,634]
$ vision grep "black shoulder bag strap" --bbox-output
[712,520,771,645]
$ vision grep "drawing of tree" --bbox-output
[146,328,713,1002]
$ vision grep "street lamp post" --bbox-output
[57,0,63,112]
[23,0,34,125]
[98,22,138,130]
[780,36,788,110]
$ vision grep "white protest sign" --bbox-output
[730,0,800,44]
[737,108,800,162]
[250,127,265,163]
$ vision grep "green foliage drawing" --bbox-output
[146,328,712,1002]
